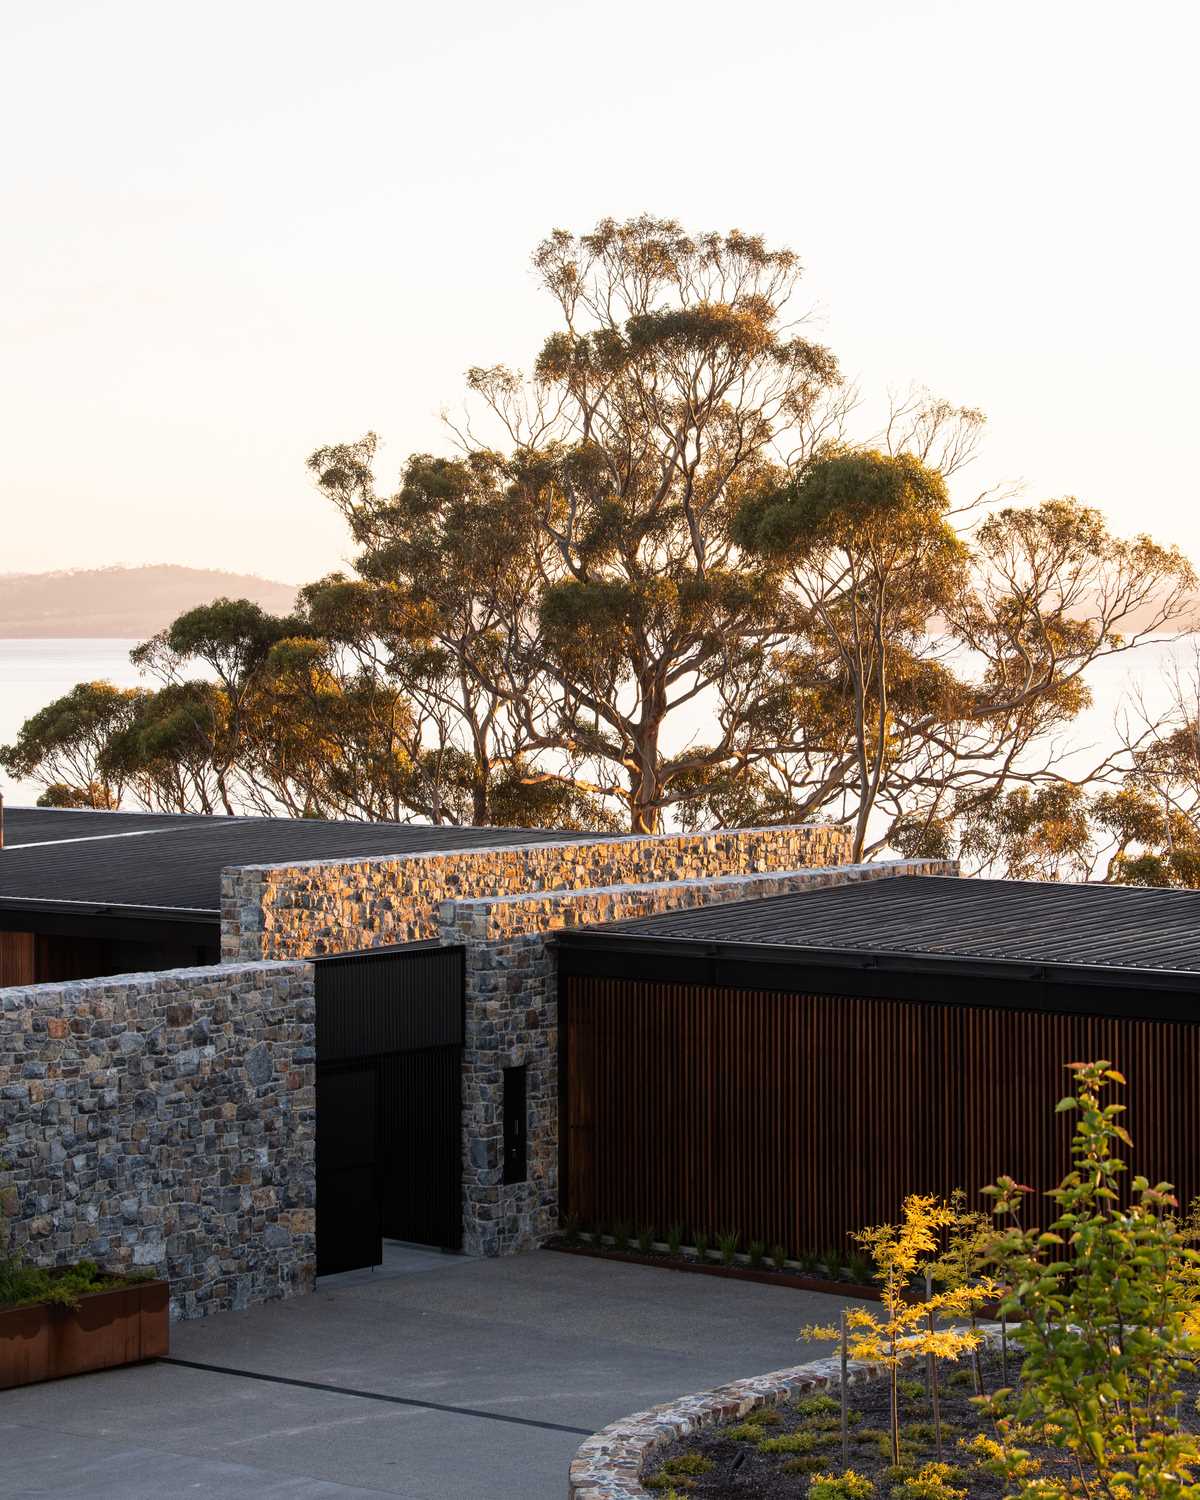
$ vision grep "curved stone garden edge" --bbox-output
[566,1326,1003,1499]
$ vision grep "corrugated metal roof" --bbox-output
[0,805,596,915]
[580,875,1200,977]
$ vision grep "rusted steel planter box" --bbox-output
[0,1278,169,1390]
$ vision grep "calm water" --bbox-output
[0,637,1188,810]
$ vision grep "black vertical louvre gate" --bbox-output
[314,942,464,1275]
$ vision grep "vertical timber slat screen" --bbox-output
[562,976,1200,1252]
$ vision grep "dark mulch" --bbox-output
[643,1353,1200,1497]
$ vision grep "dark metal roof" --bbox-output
[558,875,1200,987]
[0,805,595,918]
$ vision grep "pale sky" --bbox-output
[2,0,1196,585]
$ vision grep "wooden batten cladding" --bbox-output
[0,931,36,987]
[562,977,1200,1254]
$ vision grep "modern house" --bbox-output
[3,802,1195,1322]
[2,802,919,1315]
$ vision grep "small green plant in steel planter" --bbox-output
[717,1228,740,1266]
[666,1223,684,1257]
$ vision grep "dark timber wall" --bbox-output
[562,976,1200,1252]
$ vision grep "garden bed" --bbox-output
[0,1270,169,1390]
[641,1350,1200,1497]
[546,1236,882,1302]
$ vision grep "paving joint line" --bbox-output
[157,1358,592,1436]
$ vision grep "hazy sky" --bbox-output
[2,0,1196,585]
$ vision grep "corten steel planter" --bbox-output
[0,1278,169,1390]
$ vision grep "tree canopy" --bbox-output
[3,215,1195,874]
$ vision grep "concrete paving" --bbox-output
[0,1245,871,1499]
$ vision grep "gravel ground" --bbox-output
[643,1352,1200,1497]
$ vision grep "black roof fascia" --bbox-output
[0,898,218,947]
[552,932,1200,1024]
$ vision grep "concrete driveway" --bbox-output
[0,1246,869,1499]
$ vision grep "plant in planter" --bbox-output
[771,1243,788,1271]
[610,1220,632,1252]
[717,1228,740,1266]
[666,1223,684,1258]
[748,1239,766,1268]
[693,1229,711,1260]
[636,1224,655,1255]
[0,1254,169,1390]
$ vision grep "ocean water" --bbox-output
[0,637,1189,812]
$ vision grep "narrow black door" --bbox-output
[316,1063,382,1274]
[380,1047,463,1250]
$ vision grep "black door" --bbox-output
[380,1048,463,1249]
[314,944,465,1272]
[315,1063,381,1274]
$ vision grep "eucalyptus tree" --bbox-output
[736,461,1196,860]
[456,215,855,831]
[0,680,149,809]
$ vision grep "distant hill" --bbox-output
[0,566,299,638]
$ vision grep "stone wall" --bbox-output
[437,858,957,1256]
[567,1325,1003,1498]
[221,824,852,962]
[0,961,315,1320]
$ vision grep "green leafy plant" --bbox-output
[666,1223,684,1258]
[889,1462,967,1500]
[716,1228,740,1266]
[0,1257,150,1312]
[760,1430,832,1455]
[783,1455,825,1474]
[846,1250,875,1285]
[808,1470,876,1498]
[748,1239,766,1268]
[693,1230,711,1260]
[821,1247,845,1277]
[610,1219,631,1252]
[980,1060,1200,1498]
[771,1243,788,1271]
[636,1224,655,1255]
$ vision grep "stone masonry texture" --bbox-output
[439,857,957,1257]
[0,961,315,1320]
[220,825,853,962]
[215,823,954,1260]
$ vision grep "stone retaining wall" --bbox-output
[221,824,852,962]
[0,961,315,1320]
[438,858,956,1256]
[568,1326,1001,1498]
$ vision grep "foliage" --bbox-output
[0,680,149,809]
[0,1257,150,1311]
[666,1223,684,1258]
[717,1228,740,1266]
[771,1243,788,1271]
[693,1230,711,1259]
[980,1061,1200,1498]
[808,1470,877,1498]
[748,1238,766,1268]
[6,218,1195,851]
[636,1224,655,1254]
[887,1461,968,1499]
[804,1196,995,1466]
